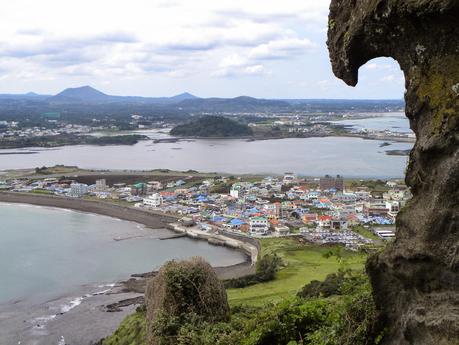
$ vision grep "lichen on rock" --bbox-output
[328,1,459,344]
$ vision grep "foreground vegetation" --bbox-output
[227,239,366,306]
[103,239,379,345]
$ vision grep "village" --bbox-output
[0,171,410,250]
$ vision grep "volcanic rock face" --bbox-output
[327,1,458,344]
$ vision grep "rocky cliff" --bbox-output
[327,1,458,344]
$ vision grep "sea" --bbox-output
[0,113,413,178]
[0,203,246,304]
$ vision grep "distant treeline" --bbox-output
[170,115,253,138]
[0,97,405,125]
[0,134,148,149]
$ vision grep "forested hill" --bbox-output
[170,116,253,138]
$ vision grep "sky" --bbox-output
[0,0,405,99]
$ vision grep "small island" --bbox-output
[170,115,253,138]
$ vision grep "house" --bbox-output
[249,216,269,235]
[95,179,107,191]
[263,203,280,218]
[143,193,162,208]
[385,201,400,213]
[363,202,389,217]
[319,175,344,192]
[318,215,332,228]
[331,218,348,230]
[307,191,320,200]
[346,213,360,226]
[147,181,163,190]
[385,201,401,221]
[274,225,290,236]
[386,181,398,188]
[69,183,88,197]
[302,213,318,224]
[131,183,147,195]
[228,218,246,230]
[230,188,240,199]
[283,172,296,185]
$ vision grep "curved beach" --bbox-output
[0,192,257,278]
[0,192,257,345]
[0,191,177,227]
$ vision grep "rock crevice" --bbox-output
[328,1,458,344]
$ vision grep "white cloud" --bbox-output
[381,75,396,82]
[363,62,393,71]
[0,0,405,98]
[219,54,248,68]
[249,38,316,60]
[244,65,265,75]
[364,63,379,70]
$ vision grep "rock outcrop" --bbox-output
[145,257,229,345]
[327,1,458,344]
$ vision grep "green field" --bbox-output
[352,225,382,241]
[227,238,366,306]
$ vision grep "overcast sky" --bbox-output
[0,0,405,99]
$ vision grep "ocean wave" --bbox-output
[31,282,116,332]
[97,283,116,289]
[60,296,84,313]
[32,314,57,329]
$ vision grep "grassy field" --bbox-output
[352,225,382,241]
[227,238,366,306]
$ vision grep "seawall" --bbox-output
[167,223,259,266]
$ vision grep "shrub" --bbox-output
[146,257,229,345]
[224,254,282,288]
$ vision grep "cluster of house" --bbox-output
[0,122,93,139]
[1,173,410,247]
[0,177,187,202]
[347,124,416,140]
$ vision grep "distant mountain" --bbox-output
[0,85,405,118]
[170,92,198,101]
[25,92,43,97]
[47,86,199,105]
[176,96,290,112]
[49,86,114,103]
[0,92,50,100]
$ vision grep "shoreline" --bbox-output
[0,191,178,227]
[0,132,415,152]
[0,192,257,345]
[166,132,415,144]
[0,192,256,276]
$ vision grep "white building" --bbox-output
[147,181,163,191]
[283,172,296,185]
[143,193,163,208]
[69,183,88,197]
[95,179,107,191]
[249,216,269,235]
[274,225,290,236]
[230,188,239,199]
